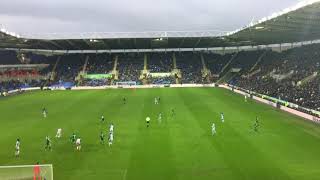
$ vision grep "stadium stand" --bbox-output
[232,44,320,112]
[0,51,21,64]
[205,53,233,75]
[0,51,54,91]
[52,54,85,87]
[116,53,143,84]
[80,54,114,86]
[85,54,114,74]
[148,53,173,72]
[2,42,320,115]
[176,52,203,84]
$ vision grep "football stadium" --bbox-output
[1,0,320,179]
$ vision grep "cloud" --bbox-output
[0,0,299,36]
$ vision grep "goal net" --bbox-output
[0,164,53,180]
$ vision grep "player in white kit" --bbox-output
[76,138,81,151]
[154,97,158,105]
[108,132,114,146]
[212,123,216,136]
[220,112,224,123]
[109,123,114,133]
[146,117,150,127]
[158,113,162,123]
[56,128,62,138]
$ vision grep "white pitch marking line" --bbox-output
[123,169,127,180]
[0,164,52,168]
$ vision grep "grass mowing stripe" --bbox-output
[168,88,235,180]
[126,89,177,180]
[204,88,320,178]
[0,88,320,180]
[179,88,292,180]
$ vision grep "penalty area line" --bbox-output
[0,164,53,168]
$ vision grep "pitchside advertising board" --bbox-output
[312,116,320,122]
[149,73,172,77]
[83,74,113,79]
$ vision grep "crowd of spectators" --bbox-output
[28,53,57,75]
[0,51,53,91]
[148,53,173,72]
[0,80,24,91]
[0,79,46,92]
[81,79,110,87]
[231,50,263,72]
[2,46,320,114]
[54,54,85,83]
[176,52,203,84]
[205,53,233,75]
[233,44,320,111]
[85,54,114,74]
[149,76,176,84]
[116,54,143,84]
[80,54,114,86]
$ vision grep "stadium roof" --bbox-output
[1,0,320,51]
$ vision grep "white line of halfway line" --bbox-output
[0,164,53,168]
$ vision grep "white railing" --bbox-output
[19,30,227,40]
[4,38,320,55]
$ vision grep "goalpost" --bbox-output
[0,164,53,180]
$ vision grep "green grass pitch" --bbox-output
[0,87,320,180]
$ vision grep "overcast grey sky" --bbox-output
[0,0,300,35]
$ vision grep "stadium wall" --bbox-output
[219,84,320,123]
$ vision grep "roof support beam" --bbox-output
[178,38,185,48]
[101,39,110,49]
[82,40,92,49]
[44,40,65,50]
[65,40,81,50]
[194,37,202,48]
[133,38,137,49]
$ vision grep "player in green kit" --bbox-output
[45,136,52,151]
[42,107,47,118]
[100,132,105,144]
[101,115,105,123]
[15,138,20,157]
[171,108,175,117]
[220,112,225,123]
[70,133,76,144]
[253,117,260,132]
